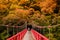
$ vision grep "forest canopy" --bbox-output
[0,0,60,26]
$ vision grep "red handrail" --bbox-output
[31,29,49,40]
[7,29,27,40]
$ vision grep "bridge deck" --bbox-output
[7,29,49,40]
[22,31,36,40]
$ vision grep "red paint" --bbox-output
[7,29,27,40]
[31,29,49,40]
[7,29,49,40]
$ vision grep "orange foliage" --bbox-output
[0,4,7,10]
[9,0,18,3]
[18,0,29,5]
[39,0,57,13]
[15,8,29,16]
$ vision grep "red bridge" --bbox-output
[7,29,49,40]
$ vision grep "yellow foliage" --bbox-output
[3,14,19,20]
[10,4,21,9]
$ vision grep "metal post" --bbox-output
[24,21,27,28]
[6,25,9,37]
[16,26,18,34]
[42,27,44,35]
[48,26,50,40]
[13,26,15,35]
[39,27,41,34]
[43,27,45,35]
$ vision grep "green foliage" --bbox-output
[44,26,60,40]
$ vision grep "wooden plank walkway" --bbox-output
[22,31,36,40]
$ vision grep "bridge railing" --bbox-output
[31,29,49,40]
[7,29,27,40]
